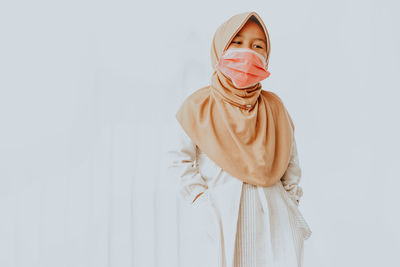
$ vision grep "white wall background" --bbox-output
[1,0,399,266]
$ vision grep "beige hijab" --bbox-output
[176,11,295,187]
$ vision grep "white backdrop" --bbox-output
[1,0,399,266]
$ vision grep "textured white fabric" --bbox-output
[234,182,266,267]
[168,121,312,267]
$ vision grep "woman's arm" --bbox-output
[280,137,303,206]
[168,124,208,204]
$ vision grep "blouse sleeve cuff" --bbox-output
[180,184,208,204]
[285,185,303,206]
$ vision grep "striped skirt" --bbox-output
[234,182,268,267]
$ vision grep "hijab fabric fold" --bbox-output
[176,11,295,187]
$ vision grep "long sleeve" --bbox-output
[167,122,208,204]
[280,136,303,206]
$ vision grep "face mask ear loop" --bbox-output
[216,49,228,70]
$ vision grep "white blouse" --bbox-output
[170,125,304,206]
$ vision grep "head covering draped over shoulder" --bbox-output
[176,11,295,187]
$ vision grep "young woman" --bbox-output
[169,11,312,267]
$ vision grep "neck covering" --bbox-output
[176,11,295,187]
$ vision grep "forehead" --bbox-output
[234,20,266,40]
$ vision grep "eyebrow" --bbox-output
[234,34,267,45]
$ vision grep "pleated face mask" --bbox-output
[217,47,271,89]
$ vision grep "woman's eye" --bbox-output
[255,45,263,49]
[232,41,241,44]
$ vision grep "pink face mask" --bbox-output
[217,47,271,89]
